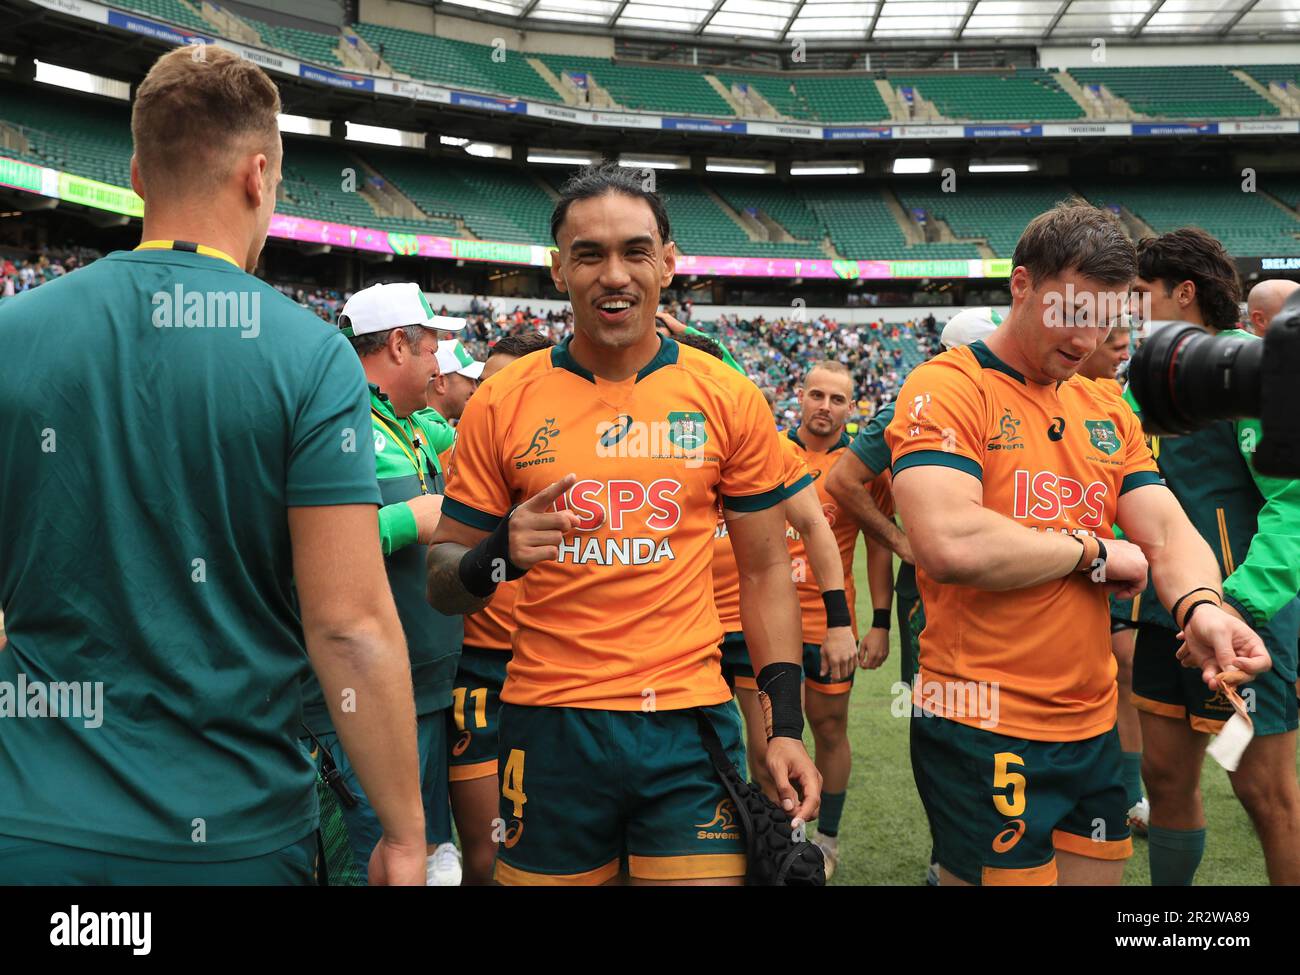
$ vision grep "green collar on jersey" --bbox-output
[786,427,851,452]
[970,339,1026,384]
[551,333,679,384]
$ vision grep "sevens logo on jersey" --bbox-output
[1012,470,1107,528]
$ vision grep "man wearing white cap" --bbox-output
[299,282,471,886]
[420,339,485,465]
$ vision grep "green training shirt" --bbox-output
[0,246,380,860]
[301,387,463,734]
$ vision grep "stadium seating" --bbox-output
[1067,66,1277,118]
[891,69,1083,121]
[249,21,345,67]
[650,173,824,259]
[1077,179,1300,256]
[708,176,828,247]
[0,87,132,189]
[367,152,554,244]
[1242,63,1300,96]
[353,22,558,102]
[799,186,981,261]
[785,75,891,123]
[109,0,211,34]
[536,55,734,117]
[713,70,813,119]
[893,180,1078,257]
[277,145,460,236]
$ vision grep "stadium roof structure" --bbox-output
[433,0,1298,44]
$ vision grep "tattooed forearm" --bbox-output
[426,542,492,616]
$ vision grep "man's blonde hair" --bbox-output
[132,45,281,197]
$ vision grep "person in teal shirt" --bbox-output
[301,281,469,886]
[0,45,424,884]
[1130,229,1300,886]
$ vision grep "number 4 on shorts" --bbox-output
[503,748,527,818]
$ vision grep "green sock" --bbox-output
[1147,825,1205,885]
[818,791,846,837]
[1122,751,1144,807]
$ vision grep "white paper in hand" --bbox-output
[1207,712,1253,772]
[1207,670,1254,772]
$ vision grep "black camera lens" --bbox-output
[1129,322,1262,436]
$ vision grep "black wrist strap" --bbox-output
[822,589,851,629]
[1088,537,1108,583]
[757,662,804,741]
[1171,587,1221,627]
[457,507,528,598]
[1180,599,1219,631]
[872,609,891,631]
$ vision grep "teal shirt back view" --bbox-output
[0,247,380,861]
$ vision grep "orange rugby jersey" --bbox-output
[885,340,1161,742]
[443,335,788,710]
[783,429,892,644]
[462,578,517,651]
[713,433,813,633]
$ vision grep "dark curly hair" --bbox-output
[1137,228,1242,332]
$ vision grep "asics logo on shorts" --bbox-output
[992,819,1026,853]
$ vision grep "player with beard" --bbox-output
[425,164,820,885]
[887,204,1268,886]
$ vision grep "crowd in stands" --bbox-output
[3,246,929,424]
[1,246,98,297]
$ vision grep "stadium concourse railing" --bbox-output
[20,0,1300,146]
[0,154,1016,283]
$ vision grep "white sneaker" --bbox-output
[426,842,463,886]
[1127,797,1150,837]
[813,831,839,882]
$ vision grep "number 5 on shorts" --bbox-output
[992,751,1026,817]
[502,748,527,818]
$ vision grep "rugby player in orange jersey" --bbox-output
[887,203,1269,886]
[446,330,554,886]
[425,163,819,886]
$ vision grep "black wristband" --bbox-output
[457,508,528,598]
[822,589,852,629]
[1171,587,1220,626]
[1179,598,1219,631]
[1088,537,1108,582]
[756,662,804,741]
[872,608,891,631]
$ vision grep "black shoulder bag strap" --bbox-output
[693,709,825,887]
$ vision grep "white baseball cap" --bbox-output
[436,338,484,379]
[940,307,1003,349]
[338,282,465,337]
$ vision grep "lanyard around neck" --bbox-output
[371,408,429,495]
[135,239,240,268]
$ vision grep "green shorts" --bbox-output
[720,631,755,690]
[803,640,854,695]
[494,702,746,884]
[447,645,509,782]
[910,715,1132,886]
[898,591,923,687]
[1133,624,1298,736]
[1110,593,1140,633]
[0,832,317,885]
[310,709,452,878]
